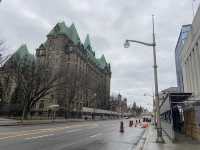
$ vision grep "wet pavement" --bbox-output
[0,119,144,150]
[143,125,200,150]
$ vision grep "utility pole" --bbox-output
[152,15,164,143]
[124,15,164,143]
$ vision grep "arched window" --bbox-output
[39,101,44,109]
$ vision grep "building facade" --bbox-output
[35,22,111,114]
[109,94,128,114]
[180,6,200,141]
[0,22,111,117]
[175,24,191,92]
[181,8,200,95]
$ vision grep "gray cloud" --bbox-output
[1,0,199,110]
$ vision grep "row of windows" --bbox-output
[160,111,172,124]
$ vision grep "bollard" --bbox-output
[120,121,124,133]
[129,120,132,127]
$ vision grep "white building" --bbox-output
[180,6,200,141]
[181,6,200,97]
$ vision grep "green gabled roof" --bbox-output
[96,55,107,69]
[14,44,34,61]
[100,55,106,64]
[84,34,92,50]
[83,35,108,69]
[15,44,29,58]
[47,21,109,70]
[39,43,46,49]
[4,44,34,67]
[48,21,81,45]
[48,22,70,37]
[69,23,81,45]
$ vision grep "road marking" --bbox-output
[90,133,102,138]
[0,123,97,136]
[0,123,98,141]
[0,131,52,140]
[66,129,82,133]
[25,134,54,140]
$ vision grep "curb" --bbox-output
[0,120,85,126]
[0,118,120,126]
[135,127,149,150]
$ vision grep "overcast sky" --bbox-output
[0,0,199,110]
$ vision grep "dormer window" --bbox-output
[64,45,73,54]
[54,25,60,33]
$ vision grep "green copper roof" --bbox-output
[96,55,107,69]
[48,22,81,45]
[47,21,109,70]
[100,55,106,64]
[69,23,81,45]
[14,44,34,61]
[4,44,34,67]
[15,44,29,58]
[48,22,70,37]
[83,35,108,69]
[84,34,92,50]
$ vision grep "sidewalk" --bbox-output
[142,125,200,150]
[0,117,84,126]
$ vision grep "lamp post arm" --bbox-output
[126,40,156,47]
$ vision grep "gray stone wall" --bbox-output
[36,34,111,113]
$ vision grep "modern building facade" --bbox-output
[175,24,192,92]
[180,6,200,141]
[181,8,200,96]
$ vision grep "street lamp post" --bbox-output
[124,15,164,143]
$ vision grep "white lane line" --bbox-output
[66,129,82,133]
[90,133,102,138]
[0,123,98,141]
[25,134,54,140]
[0,123,97,136]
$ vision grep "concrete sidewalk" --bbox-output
[0,117,84,126]
[142,125,200,150]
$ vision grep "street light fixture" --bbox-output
[124,15,164,143]
[124,40,130,48]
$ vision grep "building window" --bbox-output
[39,101,44,109]
[67,54,70,61]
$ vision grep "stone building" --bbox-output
[109,94,128,114]
[0,22,111,117]
[0,44,35,115]
[35,22,111,114]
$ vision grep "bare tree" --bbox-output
[6,53,65,121]
[60,63,88,118]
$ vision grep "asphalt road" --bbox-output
[0,119,144,150]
